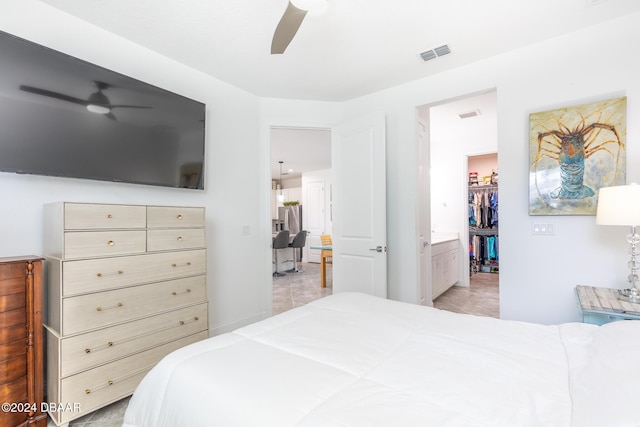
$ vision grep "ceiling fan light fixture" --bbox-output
[87,89,111,114]
[290,0,327,14]
[86,104,110,114]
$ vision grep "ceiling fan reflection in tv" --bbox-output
[19,81,150,121]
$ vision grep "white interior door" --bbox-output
[305,180,325,263]
[331,112,387,297]
[417,119,432,305]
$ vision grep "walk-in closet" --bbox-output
[468,154,499,280]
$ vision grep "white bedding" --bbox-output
[123,292,640,427]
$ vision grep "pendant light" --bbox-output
[277,161,285,202]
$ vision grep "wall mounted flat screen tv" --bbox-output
[0,31,206,189]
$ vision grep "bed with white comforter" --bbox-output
[123,292,640,427]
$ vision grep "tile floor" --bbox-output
[46,396,130,427]
[272,261,333,315]
[433,271,500,318]
[48,264,497,426]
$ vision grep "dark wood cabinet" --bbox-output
[0,256,46,427]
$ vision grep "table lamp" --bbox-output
[596,183,640,303]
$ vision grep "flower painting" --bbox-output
[529,97,626,215]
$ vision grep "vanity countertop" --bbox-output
[432,232,459,245]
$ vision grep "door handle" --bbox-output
[369,246,385,253]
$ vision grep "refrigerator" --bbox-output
[278,205,303,235]
[278,205,303,263]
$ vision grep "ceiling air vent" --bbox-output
[434,45,451,57]
[420,50,437,62]
[419,44,451,62]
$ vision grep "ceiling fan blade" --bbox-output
[271,1,307,54]
[109,105,152,110]
[19,85,89,106]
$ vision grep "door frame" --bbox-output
[415,88,497,303]
[263,122,333,318]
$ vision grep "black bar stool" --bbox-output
[287,230,307,273]
[272,230,290,277]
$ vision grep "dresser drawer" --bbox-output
[0,308,26,330]
[58,303,207,377]
[0,289,25,313]
[63,230,147,259]
[0,353,26,384]
[0,376,27,410]
[62,275,206,335]
[0,262,25,281]
[61,249,206,296]
[0,339,27,363]
[0,323,27,346]
[147,228,206,252]
[64,203,147,230]
[55,331,208,425]
[147,206,205,228]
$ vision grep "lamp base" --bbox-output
[618,288,640,303]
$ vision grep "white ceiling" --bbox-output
[270,127,331,181]
[37,0,640,179]
[41,0,640,102]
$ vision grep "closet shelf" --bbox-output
[470,228,498,236]
[469,184,498,191]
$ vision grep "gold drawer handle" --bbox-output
[96,302,123,311]
[85,389,91,394]
[96,270,123,277]
[107,240,115,246]
[172,289,191,296]
[177,236,183,241]
[177,214,183,220]
[107,214,113,219]
[84,341,113,355]
[179,316,200,326]
[108,380,114,386]
[171,262,192,268]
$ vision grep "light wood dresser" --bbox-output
[43,202,209,426]
[0,256,47,427]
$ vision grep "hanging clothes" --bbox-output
[469,184,499,274]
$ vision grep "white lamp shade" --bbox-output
[596,184,640,226]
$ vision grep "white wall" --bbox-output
[0,1,266,335]
[4,2,639,327]
[340,12,640,324]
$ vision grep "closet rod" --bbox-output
[468,184,498,192]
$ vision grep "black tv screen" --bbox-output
[0,31,206,189]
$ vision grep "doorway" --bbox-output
[270,127,332,314]
[417,89,499,316]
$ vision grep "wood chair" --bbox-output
[320,234,332,263]
[320,234,332,287]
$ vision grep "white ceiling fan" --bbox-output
[271,0,328,54]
